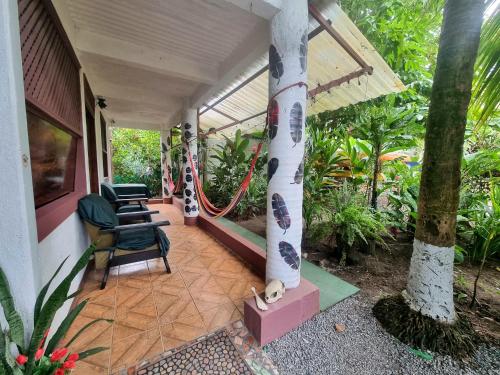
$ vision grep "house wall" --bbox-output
[0,0,41,335]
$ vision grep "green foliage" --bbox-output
[205,130,267,219]
[0,245,111,374]
[112,128,162,196]
[310,182,390,260]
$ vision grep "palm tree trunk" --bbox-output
[405,0,484,323]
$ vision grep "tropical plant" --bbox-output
[205,129,266,219]
[310,182,390,265]
[0,245,111,374]
[112,128,162,196]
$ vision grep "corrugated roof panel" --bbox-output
[200,3,405,137]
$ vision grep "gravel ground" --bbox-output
[266,296,500,375]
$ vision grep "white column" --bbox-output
[266,1,308,289]
[0,0,40,334]
[182,109,199,224]
[161,128,174,203]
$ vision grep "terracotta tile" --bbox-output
[65,317,112,374]
[150,271,186,295]
[154,289,198,325]
[114,292,158,341]
[160,312,207,351]
[178,268,210,289]
[147,258,177,275]
[190,287,233,313]
[115,286,155,313]
[78,284,117,309]
[110,328,163,373]
[199,302,242,332]
[117,262,151,289]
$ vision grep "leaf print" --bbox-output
[268,158,279,182]
[162,142,168,153]
[290,102,303,146]
[291,160,304,184]
[268,99,279,140]
[269,45,284,83]
[299,31,308,74]
[279,241,300,270]
[184,123,191,129]
[272,193,291,233]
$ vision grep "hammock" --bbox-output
[185,81,307,218]
[187,142,263,218]
[173,170,183,194]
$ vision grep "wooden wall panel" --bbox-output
[18,0,82,135]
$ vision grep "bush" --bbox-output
[310,182,390,263]
[111,128,162,196]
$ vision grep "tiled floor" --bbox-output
[67,204,265,375]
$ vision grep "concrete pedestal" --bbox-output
[244,278,320,346]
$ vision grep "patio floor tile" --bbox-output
[71,204,263,374]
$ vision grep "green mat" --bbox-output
[216,217,359,311]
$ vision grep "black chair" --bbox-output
[78,194,171,289]
[100,182,150,215]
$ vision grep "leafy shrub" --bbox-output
[310,182,390,263]
[112,128,162,196]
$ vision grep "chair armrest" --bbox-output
[116,210,159,218]
[117,194,148,198]
[115,197,149,203]
[100,220,170,233]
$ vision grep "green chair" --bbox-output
[78,194,171,289]
[100,182,150,215]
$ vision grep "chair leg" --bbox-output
[162,256,171,274]
[101,251,115,290]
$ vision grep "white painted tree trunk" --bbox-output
[160,128,173,201]
[182,109,199,221]
[405,239,456,323]
[266,0,308,289]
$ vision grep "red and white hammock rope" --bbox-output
[186,81,308,218]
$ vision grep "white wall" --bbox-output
[0,0,41,335]
[37,213,89,330]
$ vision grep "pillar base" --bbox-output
[163,197,173,204]
[244,278,320,346]
[184,216,198,226]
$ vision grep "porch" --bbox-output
[68,203,265,373]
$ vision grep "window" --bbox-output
[27,112,78,208]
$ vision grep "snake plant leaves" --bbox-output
[268,158,279,182]
[272,193,291,233]
[291,160,304,184]
[290,102,303,146]
[299,31,308,73]
[279,241,300,270]
[269,45,283,82]
[268,99,279,140]
[0,268,24,349]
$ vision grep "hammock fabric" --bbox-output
[173,170,183,194]
[187,81,308,218]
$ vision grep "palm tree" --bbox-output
[405,0,485,323]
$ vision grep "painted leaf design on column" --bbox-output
[299,31,308,74]
[272,193,291,233]
[268,99,279,140]
[279,241,300,270]
[269,45,284,82]
[162,142,168,152]
[290,102,303,146]
[268,158,279,182]
[291,160,304,184]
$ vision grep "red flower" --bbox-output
[63,360,76,369]
[15,354,28,365]
[67,353,79,362]
[35,348,44,360]
[55,368,65,375]
[50,348,68,362]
